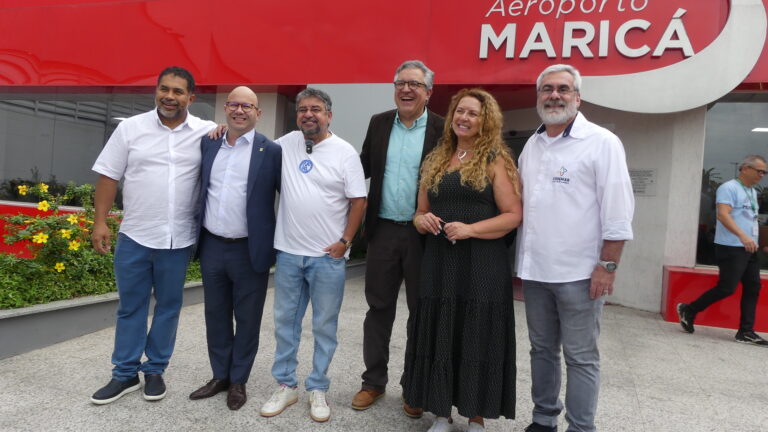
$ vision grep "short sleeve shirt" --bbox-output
[715,179,759,246]
[274,131,367,258]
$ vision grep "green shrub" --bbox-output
[1,182,201,310]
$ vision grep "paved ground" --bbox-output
[1,264,767,432]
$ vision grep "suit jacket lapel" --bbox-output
[247,133,266,200]
[376,110,396,170]
[201,138,223,196]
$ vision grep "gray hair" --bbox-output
[394,60,435,90]
[739,154,767,170]
[536,64,582,93]
[296,87,332,112]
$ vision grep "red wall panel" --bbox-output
[1,0,762,87]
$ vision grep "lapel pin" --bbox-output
[260,147,264,152]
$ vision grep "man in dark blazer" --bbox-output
[189,86,281,410]
[353,60,444,416]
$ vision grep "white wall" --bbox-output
[309,83,394,151]
[503,104,707,312]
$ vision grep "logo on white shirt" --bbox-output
[299,159,313,173]
[553,166,570,184]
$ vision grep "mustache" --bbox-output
[543,100,567,109]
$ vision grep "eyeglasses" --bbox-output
[748,166,767,175]
[297,106,325,115]
[394,80,427,90]
[538,85,577,96]
[224,102,258,112]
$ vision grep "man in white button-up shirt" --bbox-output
[89,67,216,405]
[516,65,634,432]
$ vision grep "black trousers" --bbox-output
[690,244,762,332]
[361,219,423,392]
[199,231,269,384]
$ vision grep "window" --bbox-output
[0,92,215,206]
[697,96,768,269]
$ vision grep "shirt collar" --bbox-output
[535,111,583,139]
[394,108,428,129]
[222,128,255,148]
[153,108,190,130]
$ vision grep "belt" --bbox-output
[379,217,412,226]
[204,229,247,243]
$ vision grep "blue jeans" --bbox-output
[111,233,192,380]
[271,251,346,391]
[523,279,604,432]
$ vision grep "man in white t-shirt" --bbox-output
[89,67,217,405]
[259,88,367,423]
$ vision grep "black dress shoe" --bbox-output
[189,378,231,400]
[227,383,247,410]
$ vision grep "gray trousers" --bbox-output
[523,279,604,432]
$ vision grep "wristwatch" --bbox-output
[339,237,352,249]
[598,260,618,273]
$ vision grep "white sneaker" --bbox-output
[467,421,486,432]
[427,417,453,432]
[260,384,298,417]
[309,390,330,422]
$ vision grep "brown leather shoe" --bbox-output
[227,384,247,411]
[189,378,230,400]
[402,401,423,419]
[351,388,385,410]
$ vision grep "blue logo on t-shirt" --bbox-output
[299,159,313,173]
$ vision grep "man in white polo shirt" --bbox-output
[516,64,634,432]
[259,88,366,423]
[90,66,216,405]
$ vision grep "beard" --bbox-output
[537,99,578,125]
[157,100,182,120]
[300,120,322,139]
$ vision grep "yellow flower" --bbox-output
[32,232,49,244]
[60,229,72,239]
[39,183,49,193]
[37,200,50,212]
[68,240,81,251]
[67,214,79,225]
[54,262,65,272]
[17,185,28,196]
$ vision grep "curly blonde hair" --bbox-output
[420,88,520,195]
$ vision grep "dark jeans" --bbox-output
[361,219,423,392]
[690,244,762,332]
[199,231,269,384]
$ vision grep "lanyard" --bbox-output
[736,178,758,217]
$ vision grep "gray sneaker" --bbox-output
[735,330,768,346]
[677,303,695,333]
